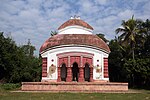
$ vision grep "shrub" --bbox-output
[0,83,21,90]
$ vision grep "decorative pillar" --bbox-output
[90,67,93,82]
[42,58,47,77]
[66,67,72,82]
[78,67,84,82]
[104,58,109,78]
[78,56,84,82]
[57,67,61,82]
[66,56,72,82]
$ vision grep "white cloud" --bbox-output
[117,9,134,20]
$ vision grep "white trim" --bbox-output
[40,44,110,55]
[102,54,104,79]
[42,77,50,80]
[102,78,109,81]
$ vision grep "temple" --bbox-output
[40,16,110,82]
[22,16,128,92]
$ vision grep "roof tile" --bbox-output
[40,34,110,53]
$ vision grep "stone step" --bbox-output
[22,82,128,92]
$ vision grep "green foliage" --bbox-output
[109,18,150,89]
[21,39,36,56]
[124,58,150,88]
[0,83,21,90]
[96,33,109,43]
[0,32,42,83]
[108,39,127,82]
[115,15,145,60]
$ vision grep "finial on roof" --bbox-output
[70,15,80,19]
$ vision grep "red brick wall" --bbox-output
[59,57,68,67]
[104,58,109,78]
[70,56,80,66]
[83,57,92,67]
[42,58,47,77]
[22,82,128,91]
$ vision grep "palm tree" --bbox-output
[115,15,142,60]
[96,33,109,43]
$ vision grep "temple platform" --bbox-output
[21,82,128,92]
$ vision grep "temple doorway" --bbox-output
[84,63,90,81]
[72,62,79,81]
[61,63,67,81]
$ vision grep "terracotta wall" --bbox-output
[59,57,68,67]
[42,58,47,77]
[104,58,109,78]
[22,82,128,91]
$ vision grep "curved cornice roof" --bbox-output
[40,34,110,53]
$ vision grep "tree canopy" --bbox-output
[109,17,150,89]
[0,32,41,83]
[96,33,109,43]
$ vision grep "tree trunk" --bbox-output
[132,49,135,60]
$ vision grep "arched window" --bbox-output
[84,63,90,81]
[61,63,67,81]
[72,62,79,81]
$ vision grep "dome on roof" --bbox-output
[58,19,94,30]
[40,34,110,53]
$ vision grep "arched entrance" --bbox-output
[72,62,79,81]
[61,63,67,81]
[84,63,90,81]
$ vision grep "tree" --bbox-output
[108,39,127,82]
[96,33,109,43]
[139,19,150,58]
[141,19,150,36]
[21,39,35,56]
[123,57,150,88]
[115,15,143,60]
[0,32,41,83]
[113,18,150,88]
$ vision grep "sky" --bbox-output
[0,0,150,55]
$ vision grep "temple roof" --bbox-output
[40,34,110,53]
[58,19,94,30]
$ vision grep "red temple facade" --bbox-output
[22,16,128,92]
[40,16,110,82]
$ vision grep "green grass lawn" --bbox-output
[0,84,150,100]
[0,90,150,100]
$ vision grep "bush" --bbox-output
[0,83,21,90]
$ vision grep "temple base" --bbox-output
[22,82,128,92]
